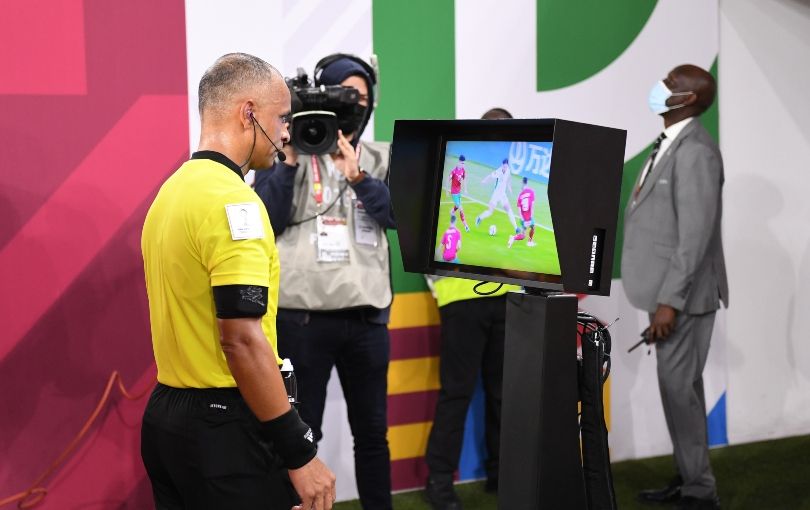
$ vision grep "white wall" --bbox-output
[720,0,810,444]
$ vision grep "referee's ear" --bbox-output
[242,101,256,129]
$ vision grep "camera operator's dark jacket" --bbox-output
[253,140,395,323]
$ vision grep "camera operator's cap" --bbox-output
[315,55,377,144]
[317,57,374,97]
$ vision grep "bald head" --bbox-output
[481,107,513,120]
[198,53,282,120]
[196,53,291,172]
[669,64,716,113]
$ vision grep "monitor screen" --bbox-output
[432,140,561,280]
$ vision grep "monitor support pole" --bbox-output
[498,290,587,509]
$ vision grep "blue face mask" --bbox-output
[648,81,693,115]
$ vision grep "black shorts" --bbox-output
[141,383,298,510]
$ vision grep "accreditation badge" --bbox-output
[353,199,379,247]
[316,215,350,262]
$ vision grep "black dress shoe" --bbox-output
[424,475,463,510]
[675,495,721,509]
[638,476,683,504]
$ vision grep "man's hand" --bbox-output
[649,304,677,342]
[289,457,336,510]
[333,130,361,182]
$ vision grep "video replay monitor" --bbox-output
[389,119,626,296]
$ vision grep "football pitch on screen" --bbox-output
[435,158,561,276]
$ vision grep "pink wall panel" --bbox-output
[0,0,87,95]
[0,1,188,508]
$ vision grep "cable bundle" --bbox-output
[577,312,618,510]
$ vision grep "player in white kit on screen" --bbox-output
[475,158,518,233]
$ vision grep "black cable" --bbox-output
[577,313,618,509]
[238,119,258,170]
[286,182,349,227]
[473,281,504,296]
[577,312,614,384]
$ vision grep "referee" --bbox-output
[140,53,335,510]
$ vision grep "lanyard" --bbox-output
[310,145,364,207]
[311,155,323,206]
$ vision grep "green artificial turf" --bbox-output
[335,434,810,509]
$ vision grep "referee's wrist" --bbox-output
[258,406,317,469]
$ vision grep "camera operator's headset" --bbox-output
[312,53,379,109]
[287,54,380,228]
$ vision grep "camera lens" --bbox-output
[290,111,339,155]
[301,120,327,146]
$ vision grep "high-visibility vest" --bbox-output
[430,276,521,308]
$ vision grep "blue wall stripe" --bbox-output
[458,379,487,480]
[707,391,728,447]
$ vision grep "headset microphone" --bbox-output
[271,140,286,162]
[250,113,287,162]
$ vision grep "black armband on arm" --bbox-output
[259,407,318,469]
[212,285,268,319]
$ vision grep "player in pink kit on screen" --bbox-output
[508,177,537,248]
[447,155,471,232]
[440,215,463,263]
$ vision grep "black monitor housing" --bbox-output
[389,118,626,296]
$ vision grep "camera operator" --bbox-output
[253,54,395,510]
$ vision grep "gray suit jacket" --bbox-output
[621,119,729,315]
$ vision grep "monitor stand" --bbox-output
[498,290,587,509]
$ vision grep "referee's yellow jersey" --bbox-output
[142,152,281,388]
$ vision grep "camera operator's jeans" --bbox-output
[278,309,392,510]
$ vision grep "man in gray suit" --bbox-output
[622,64,728,510]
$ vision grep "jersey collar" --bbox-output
[191,150,244,181]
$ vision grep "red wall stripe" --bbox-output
[390,325,441,361]
[391,455,432,492]
[388,390,439,427]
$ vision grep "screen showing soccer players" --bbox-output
[433,140,560,276]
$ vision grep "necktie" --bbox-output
[635,132,667,197]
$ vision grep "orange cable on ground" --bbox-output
[0,369,156,509]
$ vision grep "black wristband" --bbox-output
[259,407,317,469]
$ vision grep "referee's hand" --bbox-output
[289,456,336,510]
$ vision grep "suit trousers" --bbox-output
[426,296,506,481]
[277,309,392,510]
[653,311,717,499]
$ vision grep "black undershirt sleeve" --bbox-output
[212,285,269,319]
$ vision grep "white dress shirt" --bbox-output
[637,116,694,191]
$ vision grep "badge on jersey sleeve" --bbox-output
[225,202,265,240]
